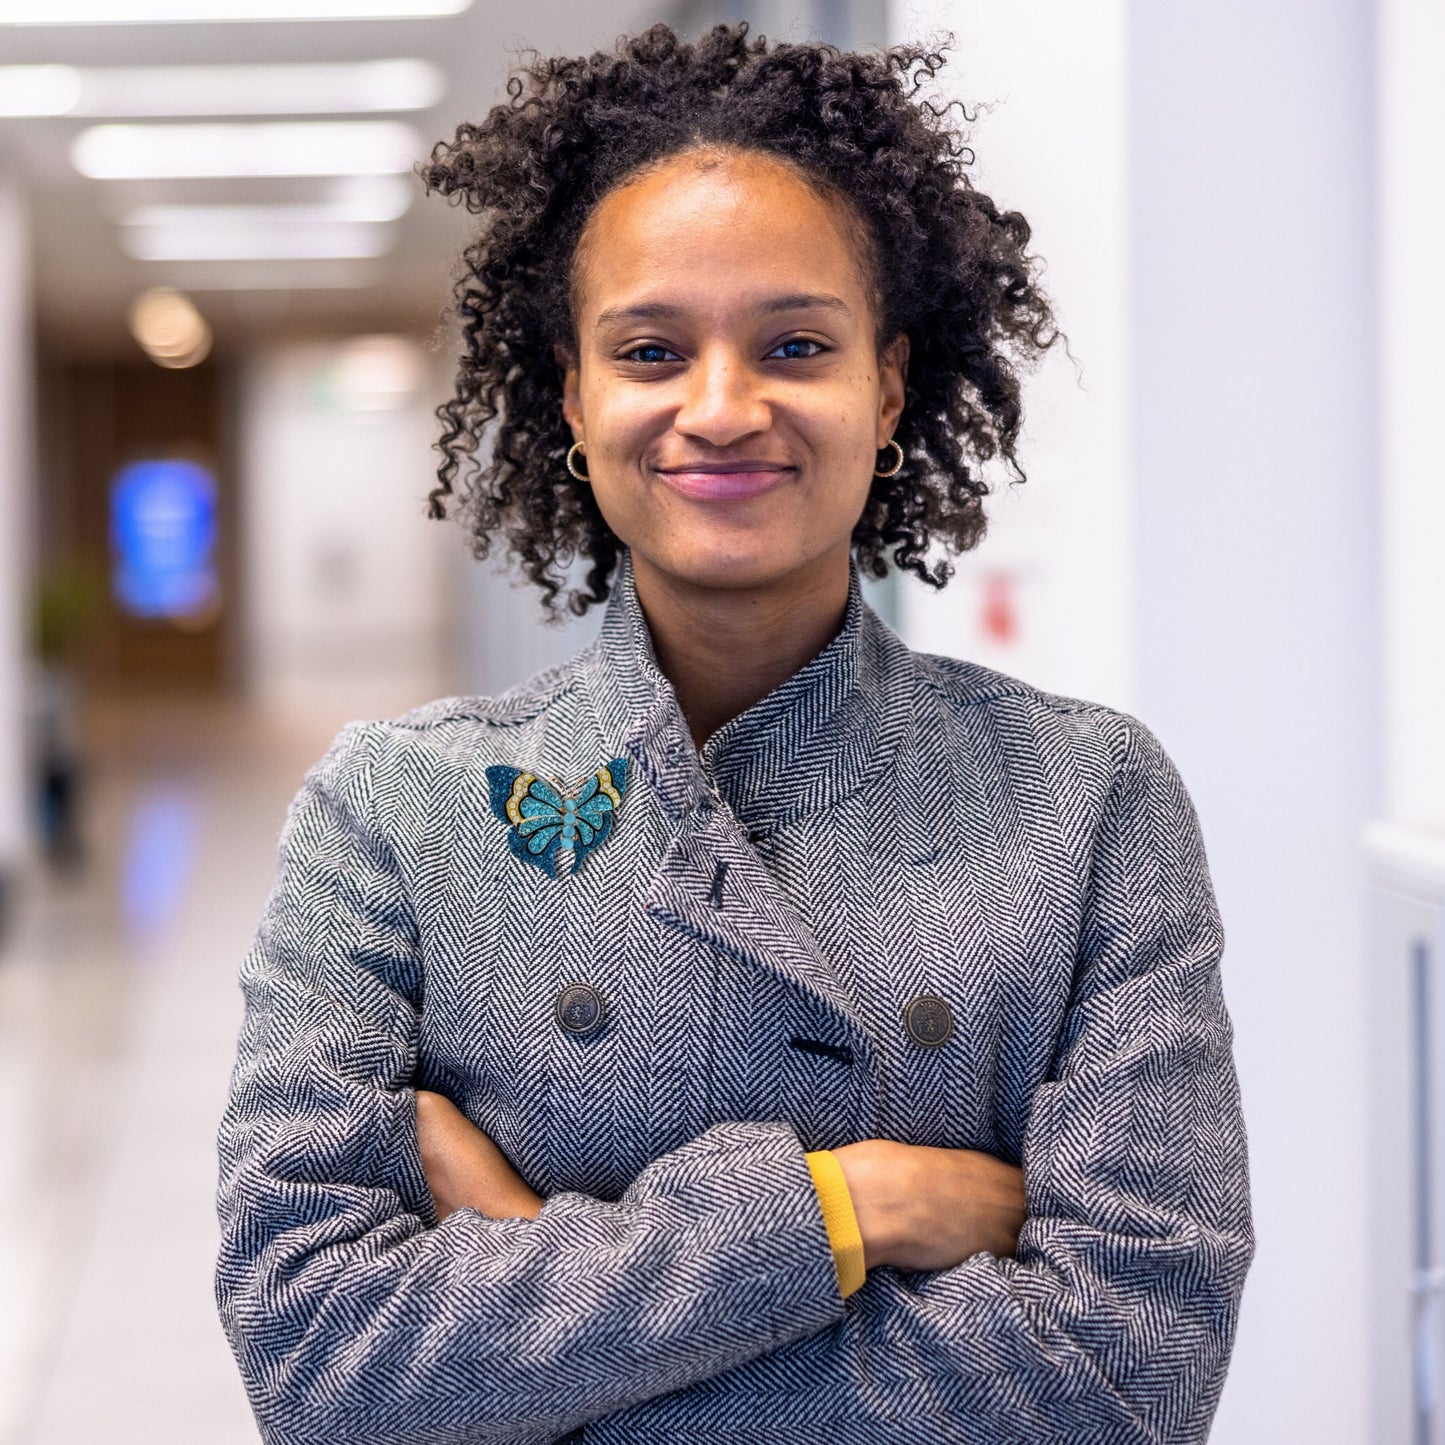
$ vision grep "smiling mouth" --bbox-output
[655,463,794,501]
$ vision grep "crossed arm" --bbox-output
[415,1089,1028,1274]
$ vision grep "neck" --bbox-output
[631,548,852,750]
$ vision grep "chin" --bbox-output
[637,534,816,595]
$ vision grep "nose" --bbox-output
[672,345,770,447]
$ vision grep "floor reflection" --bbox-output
[121,787,201,940]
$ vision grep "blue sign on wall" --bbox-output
[110,459,219,620]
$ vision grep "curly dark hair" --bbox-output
[421,21,1058,617]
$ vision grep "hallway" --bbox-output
[0,702,345,1444]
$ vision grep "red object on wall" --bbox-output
[980,573,1019,646]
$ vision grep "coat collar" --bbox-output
[583,550,916,833]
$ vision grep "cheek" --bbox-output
[580,380,659,458]
[804,397,878,485]
[579,449,666,554]
[807,368,880,444]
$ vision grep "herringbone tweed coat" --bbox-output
[216,553,1253,1445]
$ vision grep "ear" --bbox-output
[555,342,583,441]
[877,331,910,446]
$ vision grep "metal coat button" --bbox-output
[902,994,955,1048]
[555,983,606,1037]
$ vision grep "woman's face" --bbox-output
[560,148,908,598]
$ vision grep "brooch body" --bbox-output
[485,758,628,878]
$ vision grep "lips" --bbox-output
[655,464,793,501]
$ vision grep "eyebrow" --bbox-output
[593,292,853,329]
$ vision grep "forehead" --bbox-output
[574,149,871,323]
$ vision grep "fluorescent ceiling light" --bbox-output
[0,0,469,22]
[123,223,394,261]
[0,65,80,116]
[325,175,414,221]
[72,121,423,179]
[0,60,443,117]
[116,177,411,260]
[122,178,413,228]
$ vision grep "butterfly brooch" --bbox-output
[485,758,628,878]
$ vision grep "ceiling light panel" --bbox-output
[0,0,469,22]
[123,223,394,261]
[0,65,80,116]
[71,121,424,179]
[120,178,413,229]
[0,60,444,117]
[123,203,408,234]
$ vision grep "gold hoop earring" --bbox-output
[566,442,590,482]
[874,439,904,478]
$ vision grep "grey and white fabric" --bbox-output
[215,552,1254,1444]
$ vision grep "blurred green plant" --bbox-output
[33,559,105,663]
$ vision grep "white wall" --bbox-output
[888,0,1134,711]
[0,172,33,885]
[1379,0,1445,831]
[1131,5,1378,1441]
[239,337,455,722]
[457,552,601,700]
[1363,5,1445,1438]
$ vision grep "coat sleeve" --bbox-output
[215,723,846,1445]
[585,718,1255,1445]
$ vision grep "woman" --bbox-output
[216,23,1253,1445]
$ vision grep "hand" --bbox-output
[414,1090,545,1223]
[831,1140,1025,1273]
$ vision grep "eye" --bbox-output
[619,343,681,364]
[767,337,827,361]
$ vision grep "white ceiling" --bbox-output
[0,1,662,357]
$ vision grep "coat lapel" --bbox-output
[643,805,879,1073]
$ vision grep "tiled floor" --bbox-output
[0,700,351,1445]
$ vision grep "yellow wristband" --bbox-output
[805,1149,867,1299]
